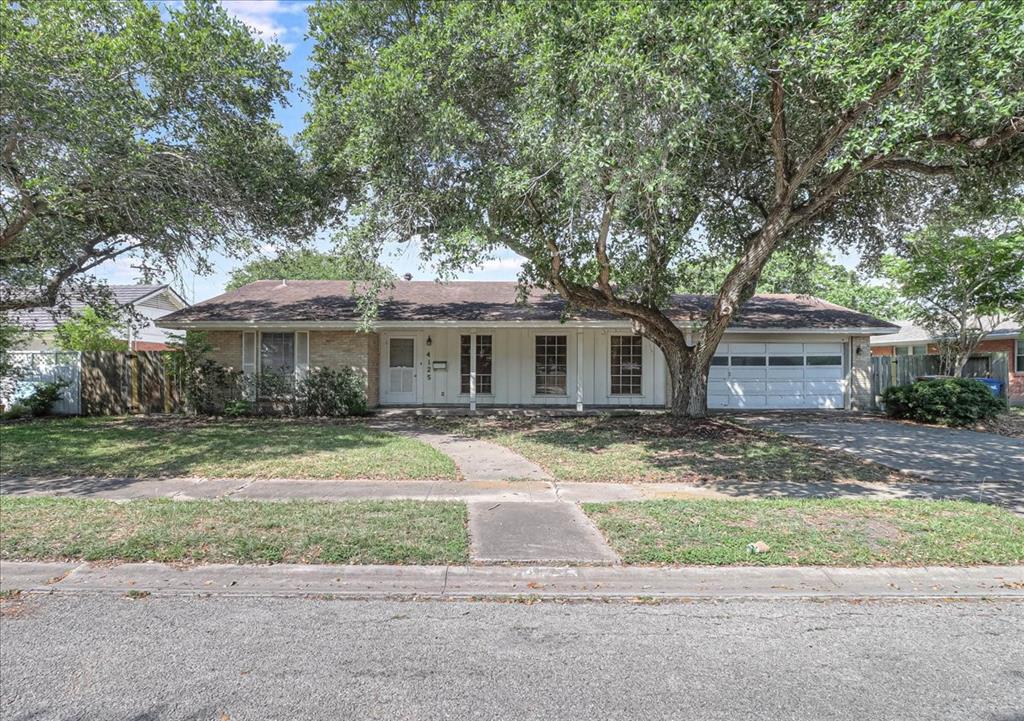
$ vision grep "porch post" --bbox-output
[469,333,477,411]
[576,330,584,412]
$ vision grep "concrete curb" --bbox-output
[3,561,1022,601]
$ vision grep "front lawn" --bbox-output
[440,416,903,484]
[584,499,1024,566]
[0,417,457,480]
[0,497,468,565]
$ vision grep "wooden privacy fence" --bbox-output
[870,352,1011,409]
[2,350,181,415]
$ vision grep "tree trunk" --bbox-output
[664,344,711,418]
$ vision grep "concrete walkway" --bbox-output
[5,475,1022,513]
[368,419,552,481]
[3,560,1022,600]
[468,501,619,564]
[752,416,1024,483]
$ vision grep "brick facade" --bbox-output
[872,337,1023,404]
[201,329,381,407]
[204,330,242,370]
[309,330,380,407]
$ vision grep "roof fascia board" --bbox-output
[158,318,896,334]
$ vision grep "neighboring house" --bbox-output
[870,319,1024,405]
[10,284,189,351]
[159,280,897,411]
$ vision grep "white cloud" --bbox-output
[220,0,308,51]
[477,257,524,272]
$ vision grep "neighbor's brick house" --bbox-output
[870,320,1024,405]
[158,280,895,411]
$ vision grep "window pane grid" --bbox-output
[535,335,567,395]
[460,335,493,394]
[610,335,643,395]
[260,332,295,376]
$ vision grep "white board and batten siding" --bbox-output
[379,328,852,410]
[379,327,668,408]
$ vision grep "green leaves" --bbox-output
[1,0,305,314]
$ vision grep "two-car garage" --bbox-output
[708,342,847,409]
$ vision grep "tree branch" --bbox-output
[915,118,1023,151]
[594,196,616,300]
[790,70,904,191]
[768,68,790,203]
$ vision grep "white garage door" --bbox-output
[708,343,846,409]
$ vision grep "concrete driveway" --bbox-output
[752,416,1024,483]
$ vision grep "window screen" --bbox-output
[260,332,295,376]
[535,335,567,395]
[610,336,643,395]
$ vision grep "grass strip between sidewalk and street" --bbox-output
[0,417,458,480]
[0,497,468,565]
[583,499,1024,566]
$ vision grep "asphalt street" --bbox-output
[1,594,1022,720]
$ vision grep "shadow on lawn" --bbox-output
[0,417,400,480]
[454,415,898,484]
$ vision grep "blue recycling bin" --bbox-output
[974,378,1003,398]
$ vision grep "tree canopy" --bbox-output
[54,306,129,352]
[226,249,366,290]
[0,0,308,317]
[882,200,1024,375]
[305,0,1023,415]
[679,250,909,320]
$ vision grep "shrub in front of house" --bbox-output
[298,367,368,417]
[882,378,1005,426]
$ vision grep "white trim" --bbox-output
[295,331,309,380]
[469,333,477,411]
[131,285,190,310]
[576,330,584,411]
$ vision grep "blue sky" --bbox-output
[98,0,855,302]
[97,1,526,302]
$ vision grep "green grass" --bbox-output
[584,499,1024,566]
[0,417,457,480]
[0,497,468,565]
[441,416,900,484]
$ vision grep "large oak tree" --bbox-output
[0,0,306,317]
[305,0,1023,416]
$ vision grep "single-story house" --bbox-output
[11,284,189,351]
[870,319,1024,405]
[157,280,899,411]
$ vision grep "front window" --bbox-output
[260,332,295,376]
[610,335,643,395]
[460,334,493,394]
[535,335,567,395]
[1017,339,1024,373]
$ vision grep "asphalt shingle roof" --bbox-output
[160,280,898,331]
[8,285,173,332]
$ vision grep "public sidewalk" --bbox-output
[4,475,1022,512]
[3,561,1022,601]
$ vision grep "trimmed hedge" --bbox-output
[882,378,1005,426]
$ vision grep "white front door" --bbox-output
[387,337,417,403]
